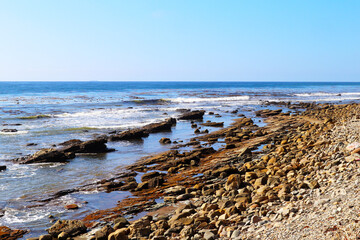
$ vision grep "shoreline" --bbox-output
[2,101,360,239]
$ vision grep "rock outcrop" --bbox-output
[178,110,205,120]
[109,118,176,141]
[14,138,114,164]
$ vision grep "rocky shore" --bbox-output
[2,103,360,239]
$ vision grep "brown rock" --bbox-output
[245,172,257,182]
[94,225,114,240]
[65,204,79,210]
[114,217,130,229]
[108,228,129,240]
[47,220,87,237]
[225,174,242,191]
[159,138,171,144]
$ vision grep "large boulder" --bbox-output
[142,118,176,133]
[108,228,129,240]
[109,129,149,141]
[109,118,176,141]
[16,138,113,164]
[60,138,113,153]
[78,139,112,153]
[16,148,72,164]
[178,110,205,120]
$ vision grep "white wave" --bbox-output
[55,108,156,120]
[294,92,360,97]
[0,207,51,224]
[340,92,360,96]
[1,164,37,180]
[168,95,250,103]
[295,96,360,102]
[78,189,100,195]
[52,108,174,130]
[29,162,66,168]
[0,130,28,135]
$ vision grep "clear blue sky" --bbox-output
[0,1,359,81]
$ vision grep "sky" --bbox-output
[0,1,359,81]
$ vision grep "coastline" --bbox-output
[3,101,360,239]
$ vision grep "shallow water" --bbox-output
[1,81,360,236]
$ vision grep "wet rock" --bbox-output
[65,204,79,210]
[136,182,149,191]
[15,138,113,164]
[47,220,87,237]
[78,139,113,153]
[109,119,176,141]
[141,171,165,182]
[103,181,124,190]
[225,143,236,149]
[119,182,138,191]
[61,138,114,153]
[1,129,17,132]
[202,129,209,134]
[16,148,71,164]
[0,226,27,240]
[159,138,171,144]
[201,122,224,127]
[26,143,37,146]
[178,110,205,120]
[147,176,165,188]
[255,109,282,117]
[59,139,82,146]
[109,129,149,141]
[142,118,176,133]
[38,234,52,240]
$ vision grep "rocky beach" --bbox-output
[1,0,359,238]
[2,99,360,239]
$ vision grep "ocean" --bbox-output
[0,81,360,237]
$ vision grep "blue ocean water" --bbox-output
[1,81,360,94]
[0,81,360,236]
